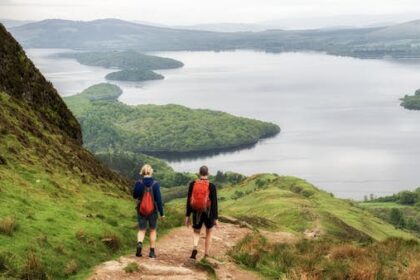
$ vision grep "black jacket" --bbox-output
[186,180,218,220]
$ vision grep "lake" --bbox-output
[27,49,420,199]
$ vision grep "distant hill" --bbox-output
[9,18,233,51]
[10,18,420,58]
[368,19,420,40]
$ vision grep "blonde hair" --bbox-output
[140,164,153,177]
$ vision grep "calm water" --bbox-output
[27,49,420,199]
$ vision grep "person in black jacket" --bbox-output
[132,164,165,258]
[185,166,218,259]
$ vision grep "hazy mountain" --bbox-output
[8,18,420,58]
[368,19,420,40]
[175,22,267,32]
[0,19,34,28]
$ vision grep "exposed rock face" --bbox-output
[0,24,82,144]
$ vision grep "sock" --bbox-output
[137,241,143,248]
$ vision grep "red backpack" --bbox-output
[191,179,211,212]
[138,181,156,217]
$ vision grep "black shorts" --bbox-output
[137,212,158,230]
[192,212,214,230]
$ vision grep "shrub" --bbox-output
[389,208,406,228]
[123,262,140,273]
[330,244,365,260]
[20,251,48,280]
[290,185,302,194]
[0,217,18,236]
[232,190,245,200]
[398,191,417,205]
[301,190,314,198]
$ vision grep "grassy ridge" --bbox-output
[192,174,413,240]
[220,175,412,240]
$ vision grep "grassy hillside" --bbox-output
[64,83,280,155]
[170,174,413,241]
[0,24,81,143]
[401,89,420,110]
[0,24,183,279]
[168,174,418,278]
[181,174,418,279]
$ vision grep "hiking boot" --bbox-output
[149,249,156,258]
[190,249,198,259]
[136,242,142,257]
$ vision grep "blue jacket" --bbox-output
[132,177,164,216]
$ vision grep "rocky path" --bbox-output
[89,222,266,280]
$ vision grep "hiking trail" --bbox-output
[89,221,295,280]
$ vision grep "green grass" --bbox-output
[0,167,184,279]
[171,174,414,241]
[0,91,184,279]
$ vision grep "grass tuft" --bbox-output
[0,217,18,236]
[63,259,79,276]
[20,251,48,280]
[123,262,140,273]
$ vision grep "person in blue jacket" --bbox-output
[132,164,165,258]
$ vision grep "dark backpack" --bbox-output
[138,180,157,217]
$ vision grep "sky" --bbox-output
[1,0,420,28]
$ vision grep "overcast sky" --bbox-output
[1,0,420,28]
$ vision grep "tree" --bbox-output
[389,208,406,229]
[398,191,417,205]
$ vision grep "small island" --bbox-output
[105,69,164,82]
[400,89,420,110]
[64,83,280,156]
[61,50,183,82]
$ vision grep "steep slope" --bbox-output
[0,24,82,143]
[0,24,166,279]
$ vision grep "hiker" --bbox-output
[185,165,218,259]
[133,164,164,258]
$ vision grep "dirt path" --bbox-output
[89,222,263,280]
